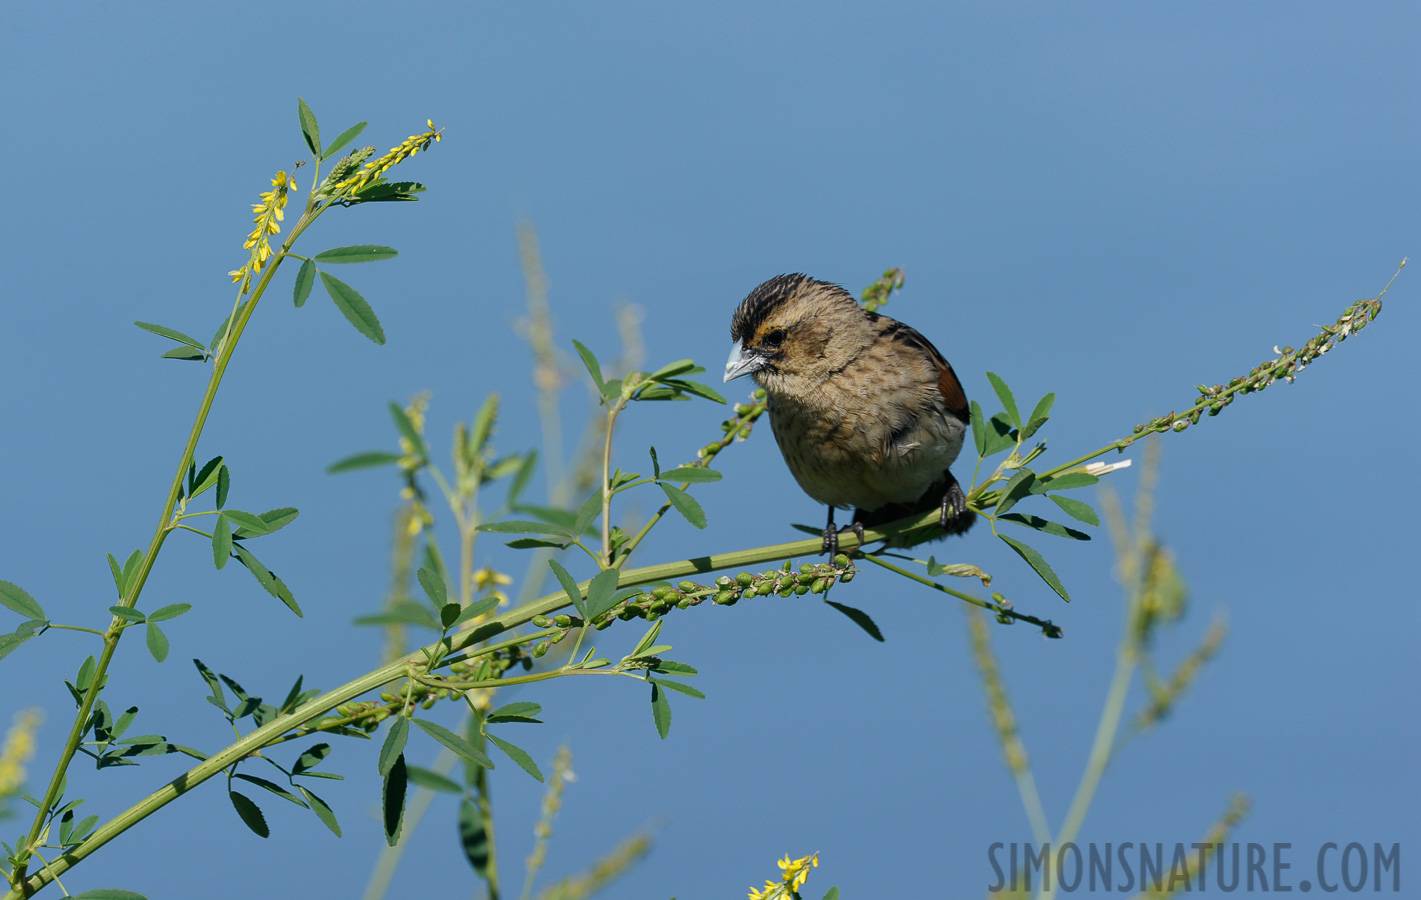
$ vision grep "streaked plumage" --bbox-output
[724,274,974,553]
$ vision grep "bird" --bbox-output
[723,273,975,556]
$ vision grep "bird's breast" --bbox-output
[765,386,965,512]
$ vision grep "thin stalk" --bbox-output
[9,523,973,898]
[14,201,324,884]
[1040,643,1136,900]
[599,404,623,566]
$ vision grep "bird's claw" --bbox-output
[938,477,973,533]
[820,522,865,557]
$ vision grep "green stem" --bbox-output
[599,403,623,566]
[857,553,1058,632]
[1040,642,1137,900]
[8,524,933,898]
[14,201,327,887]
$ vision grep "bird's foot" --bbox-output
[938,477,975,534]
[820,522,865,557]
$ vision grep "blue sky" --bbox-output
[2,3,1417,897]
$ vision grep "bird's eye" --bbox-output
[763,328,788,348]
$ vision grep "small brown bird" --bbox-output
[723,273,974,555]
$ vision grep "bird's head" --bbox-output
[724,274,866,388]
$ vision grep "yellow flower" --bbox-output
[331,119,442,197]
[229,170,296,295]
[0,709,43,795]
[471,566,513,605]
[747,853,818,899]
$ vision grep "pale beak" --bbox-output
[723,340,768,383]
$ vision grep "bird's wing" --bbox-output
[880,320,970,421]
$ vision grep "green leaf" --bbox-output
[648,676,705,699]
[982,414,1018,457]
[1034,472,1100,492]
[232,545,302,617]
[229,790,269,838]
[999,513,1091,541]
[484,733,543,782]
[107,606,145,623]
[351,180,425,202]
[475,520,573,536]
[659,378,727,404]
[72,891,148,900]
[253,507,299,534]
[159,346,206,361]
[120,550,143,595]
[487,701,542,723]
[133,321,206,350]
[572,488,603,537]
[321,121,368,160]
[599,378,624,404]
[440,603,461,629]
[1000,511,1085,540]
[1028,392,1056,422]
[379,717,408,776]
[410,718,494,769]
[650,659,698,677]
[1048,494,1100,526]
[297,785,341,837]
[144,624,169,662]
[994,470,1036,516]
[1021,392,1055,440]
[969,400,988,457]
[293,259,315,307]
[388,401,426,462]
[0,633,32,662]
[458,798,490,876]
[659,466,722,483]
[0,581,44,620]
[327,450,403,473]
[221,509,271,536]
[648,358,698,380]
[631,619,663,658]
[659,483,706,529]
[191,456,223,497]
[823,888,841,900]
[505,538,568,550]
[297,97,320,156]
[292,742,332,774]
[998,534,1071,602]
[416,567,448,608]
[314,244,399,264]
[548,560,586,619]
[452,597,499,627]
[825,601,885,642]
[107,554,124,595]
[212,515,232,569]
[507,451,538,504]
[320,271,386,345]
[650,683,672,739]
[570,339,604,388]
[233,773,308,807]
[216,465,230,508]
[584,567,621,620]
[382,754,406,846]
[648,445,661,477]
[985,372,1021,428]
[193,659,227,711]
[405,765,463,793]
[1021,415,1050,441]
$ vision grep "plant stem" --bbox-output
[14,202,323,886]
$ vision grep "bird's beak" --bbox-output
[723,340,767,383]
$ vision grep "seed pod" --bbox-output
[533,641,550,658]
[840,572,855,583]
[532,614,552,627]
